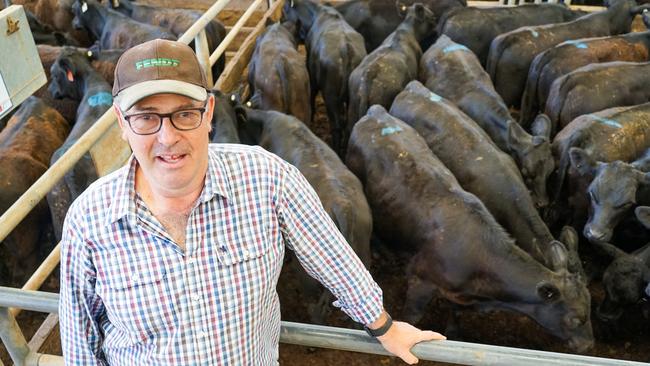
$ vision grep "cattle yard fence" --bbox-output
[0,1,638,366]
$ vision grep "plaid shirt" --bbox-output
[59,144,383,365]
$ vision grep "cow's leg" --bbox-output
[403,274,436,325]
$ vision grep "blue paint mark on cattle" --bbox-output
[429,92,442,103]
[564,40,589,49]
[381,126,403,136]
[589,114,622,128]
[88,92,113,107]
[529,29,539,38]
[443,44,469,54]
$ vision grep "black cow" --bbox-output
[335,0,464,52]
[26,9,79,46]
[71,0,176,50]
[551,103,650,227]
[487,0,647,109]
[520,30,650,127]
[210,91,244,144]
[347,3,436,130]
[239,107,372,324]
[107,0,226,80]
[248,22,311,124]
[437,3,583,66]
[346,104,593,352]
[0,97,70,285]
[570,148,650,244]
[419,35,554,208]
[283,0,367,155]
[545,61,650,131]
[47,47,112,240]
[390,81,579,272]
[596,207,650,322]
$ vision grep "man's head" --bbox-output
[112,39,215,198]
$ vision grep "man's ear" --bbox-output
[205,93,216,134]
[113,104,129,141]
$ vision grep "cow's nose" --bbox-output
[583,225,609,243]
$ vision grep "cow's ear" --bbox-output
[536,282,560,302]
[60,59,76,82]
[396,0,408,17]
[531,114,551,141]
[549,241,568,271]
[635,206,650,229]
[569,147,597,177]
[638,171,650,186]
[414,3,425,18]
[559,226,578,254]
[506,122,528,151]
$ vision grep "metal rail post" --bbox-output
[0,307,38,366]
[194,29,213,87]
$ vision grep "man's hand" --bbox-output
[370,314,446,364]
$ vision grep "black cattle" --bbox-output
[596,207,650,322]
[520,30,650,127]
[438,3,583,66]
[0,97,69,285]
[20,0,91,46]
[390,81,579,272]
[47,47,112,239]
[71,0,176,50]
[283,0,367,155]
[239,108,372,324]
[335,0,464,52]
[545,61,650,131]
[346,104,593,352]
[419,35,554,208]
[107,0,226,80]
[487,0,647,109]
[248,22,311,124]
[551,103,650,227]
[569,148,650,244]
[347,3,436,130]
[210,91,244,144]
[26,9,79,46]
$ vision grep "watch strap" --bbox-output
[364,313,393,338]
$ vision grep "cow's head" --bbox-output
[48,47,89,100]
[403,3,437,44]
[527,242,594,353]
[597,209,650,322]
[71,0,90,30]
[281,0,315,40]
[507,115,554,209]
[570,148,650,243]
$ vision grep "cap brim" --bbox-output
[115,79,208,111]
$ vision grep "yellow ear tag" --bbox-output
[81,2,88,13]
[66,70,74,82]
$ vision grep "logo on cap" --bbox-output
[135,58,180,70]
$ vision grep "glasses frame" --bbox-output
[122,105,207,135]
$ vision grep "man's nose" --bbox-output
[157,117,181,144]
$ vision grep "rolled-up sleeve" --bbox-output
[59,208,108,365]
[277,164,383,324]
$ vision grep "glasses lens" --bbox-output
[129,113,161,134]
[172,109,203,130]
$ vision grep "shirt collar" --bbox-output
[106,148,232,224]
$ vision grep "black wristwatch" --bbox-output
[364,313,393,337]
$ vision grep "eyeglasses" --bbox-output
[123,106,207,135]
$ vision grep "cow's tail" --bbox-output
[486,35,506,81]
[552,132,584,203]
[520,53,546,128]
[276,56,293,117]
[331,200,371,267]
[545,74,571,131]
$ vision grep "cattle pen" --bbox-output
[0,0,648,365]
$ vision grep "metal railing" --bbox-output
[1,287,649,366]
[0,1,636,366]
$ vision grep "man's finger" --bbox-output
[418,330,446,342]
[400,351,418,365]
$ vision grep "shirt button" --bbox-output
[243,249,250,257]
[188,256,195,264]
[192,294,201,302]
[199,331,208,338]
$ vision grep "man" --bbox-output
[59,39,445,365]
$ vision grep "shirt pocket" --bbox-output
[100,257,179,344]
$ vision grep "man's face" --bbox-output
[115,93,215,197]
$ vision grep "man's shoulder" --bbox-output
[209,143,290,172]
[66,163,130,221]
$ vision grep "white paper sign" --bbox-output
[0,72,12,117]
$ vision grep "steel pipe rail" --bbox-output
[10,244,61,318]
[0,287,647,366]
[209,0,264,66]
[177,0,231,45]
